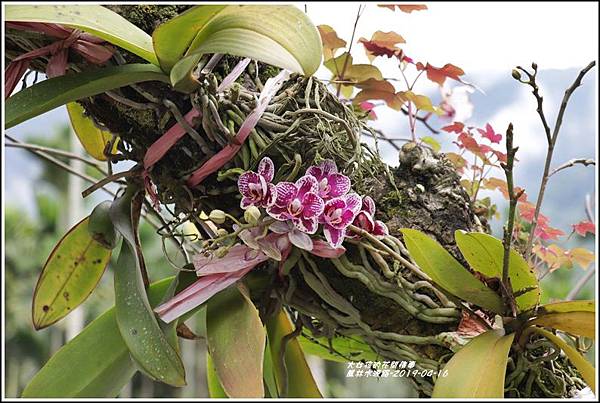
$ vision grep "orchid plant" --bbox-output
[155,157,389,322]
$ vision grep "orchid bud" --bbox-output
[244,206,261,225]
[216,228,229,237]
[208,209,226,224]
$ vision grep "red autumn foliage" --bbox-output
[572,220,596,237]
[416,62,465,86]
[477,123,503,144]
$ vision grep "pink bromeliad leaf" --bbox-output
[155,244,269,323]
[186,69,290,187]
[5,22,114,98]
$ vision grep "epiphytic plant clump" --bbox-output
[4,3,596,399]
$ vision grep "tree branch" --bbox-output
[516,61,596,260]
[548,158,595,177]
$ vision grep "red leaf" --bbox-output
[416,62,465,86]
[457,132,481,154]
[378,4,428,13]
[535,225,565,241]
[572,221,596,237]
[477,123,502,144]
[442,121,465,134]
[354,78,404,110]
[359,101,378,119]
[358,31,406,61]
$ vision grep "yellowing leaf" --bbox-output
[400,228,505,314]
[432,330,514,397]
[454,231,540,312]
[67,102,117,161]
[530,312,595,338]
[266,309,322,397]
[538,300,595,314]
[317,24,346,60]
[569,248,595,270]
[206,285,265,398]
[354,78,404,110]
[33,217,111,330]
[402,90,439,113]
[421,136,441,152]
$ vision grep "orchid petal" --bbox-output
[301,192,325,218]
[294,216,318,234]
[237,171,260,197]
[295,175,319,199]
[324,225,346,248]
[373,221,389,237]
[362,196,376,215]
[273,182,297,206]
[257,156,275,182]
[306,165,323,180]
[345,193,363,214]
[269,220,293,234]
[327,173,351,198]
[320,159,338,175]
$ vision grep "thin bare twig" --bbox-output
[5,135,107,175]
[335,5,364,97]
[548,158,595,177]
[516,61,596,260]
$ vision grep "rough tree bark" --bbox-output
[5,5,586,398]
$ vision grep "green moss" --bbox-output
[105,5,191,34]
[379,189,406,219]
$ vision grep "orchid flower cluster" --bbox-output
[238,157,389,251]
[155,157,389,323]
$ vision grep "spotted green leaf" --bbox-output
[111,185,185,387]
[432,329,514,398]
[22,277,173,397]
[6,5,157,64]
[400,228,505,314]
[454,231,540,312]
[33,217,111,330]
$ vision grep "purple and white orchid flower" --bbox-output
[269,220,314,251]
[352,196,389,238]
[306,159,351,200]
[267,175,325,234]
[319,193,362,248]
[237,157,277,209]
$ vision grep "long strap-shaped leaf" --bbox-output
[5,64,168,129]
[110,184,185,387]
[22,277,173,397]
[5,5,158,65]
[266,309,322,397]
[206,285,266,397]
[155,5,322,91]
[432,329,515,397]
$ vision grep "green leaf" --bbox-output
[400,228,505,314]
[206,353,228,398]
[6,5,157,64]
[528,327,595,394]
[265,309,322,397]
[299,334,379,363]
[421,136,441,152]
[263,337,280,398]
[157,5,322,89]
[22,277,174,397]
[454,231,540,312]
[432,329,514,398]
[530,312,595,338]
[206,285,266,398]
[537,300,594,314]
[33,217,111,330]
[67,102,118,161]
[6,64,168,129]
[111,185,186,387]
